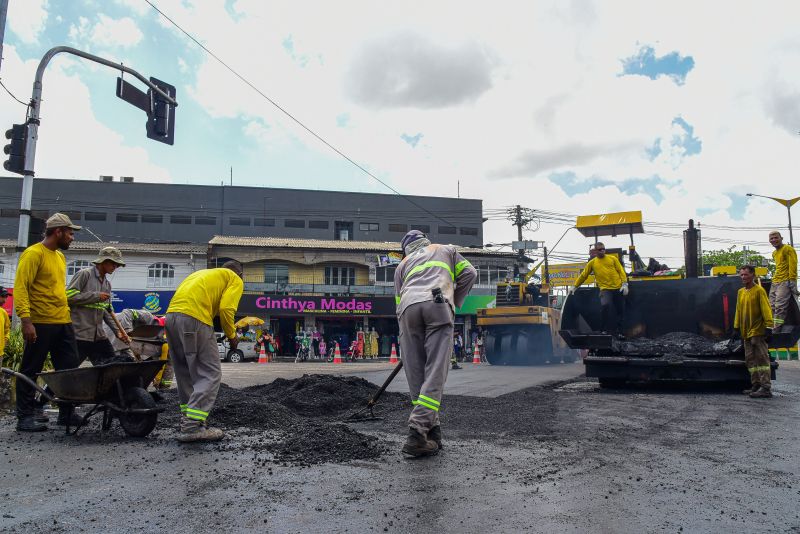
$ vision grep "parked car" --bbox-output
[217,333,258,363]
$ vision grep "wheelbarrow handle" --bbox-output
[0,367,55,401]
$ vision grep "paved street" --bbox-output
[1,361,799,533]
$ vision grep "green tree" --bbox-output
[702,246,774,276]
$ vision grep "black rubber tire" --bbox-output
[228,349,244,363]
[118,387,158,437]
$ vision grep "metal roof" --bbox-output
[0,239,205,254]
[209,235,513,257]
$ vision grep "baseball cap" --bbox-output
[92,246,126,266]
[45,212,82,230]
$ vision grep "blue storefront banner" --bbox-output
[111,291,175,314]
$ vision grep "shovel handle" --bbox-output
[367,360,403,407]
[0,367,55,401]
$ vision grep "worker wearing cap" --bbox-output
[768,231,798,331]
[13,213,83,432]
[165,261,244,442]
[395,230,477,457]
[734,265,774,398]
[67,247,130,366]
[574,242,629,339]
[0,286,9,364]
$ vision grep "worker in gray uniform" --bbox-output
[103,308,156,361]
[394,230,477,457]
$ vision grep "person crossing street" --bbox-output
[768,231,798,332]
[574,242,629,338]
[165,261,244,442]
[13,213,83,431]
[67,247,129,366]
[734,265,774,398]
[394,230,477,457]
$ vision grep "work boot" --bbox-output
[16,416,47,432]
[428,425,443,450]
[451,363,462,370]
[401,427,438,458]
[56,411,84,426]
[750,387,773,399]
[177,421,224,443]
[34,408,49,423]
[742,385,758,395]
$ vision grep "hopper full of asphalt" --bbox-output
[618,331,742,358]
[157,374,407,465]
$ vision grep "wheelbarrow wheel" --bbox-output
[118,387,158,438]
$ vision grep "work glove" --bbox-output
[789,280,799,297]
[620,283,629,296]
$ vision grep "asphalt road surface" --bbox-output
[1,360,799,533]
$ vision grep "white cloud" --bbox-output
[69,14,143,49]
[114,0,151,17]
[7,0,49,43]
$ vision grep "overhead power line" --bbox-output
[141,0,455,228]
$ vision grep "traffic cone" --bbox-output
[472,344,481,364]
[258,344,267,364]
[389,343,398,364]
[333,343,343,364]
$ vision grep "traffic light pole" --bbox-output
[16,46,178,247]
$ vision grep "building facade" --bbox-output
[0,176,484,247]
[208,236,515,357]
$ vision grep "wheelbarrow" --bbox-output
[1,360,167,437]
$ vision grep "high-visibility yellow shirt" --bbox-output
[574,255,628,290]
[13,243,71,324]
[772,244,797,284]
[0,308,9,356]
[733,284,774,339]
[167,268,244,339]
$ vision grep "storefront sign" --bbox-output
[240,294,397,316]
[540,262,593,287]
[376,252,402,267]
[111,291,175,314]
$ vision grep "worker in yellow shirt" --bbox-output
[14,213,82,432]
[768,231,798,331]
[574,242,629,339]
[733,265,774,398]
[165,261,244,442]
[0,286,9,362]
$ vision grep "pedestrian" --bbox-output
[451,332,463,370]
[395,230,477,457]
[477,332,486,363]
[768,230,798,332]
[165,260,244,442]
[573,242,629,339]
[13,213,83,431]
[67,246,130,366]
[734,265,774,398]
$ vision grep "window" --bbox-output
[195,216,216,225]
[230,217,251,226]
[410,224,430,233]
[460,227,478,236]
[254,217,275,227]
[264,264,289,285]
[32,210,49,219]
[284,219,305,228]
[62,211,82,221]
[148,263,175,288]
[67,260,92,280]
[85,212,106,221]
[0,208,19,217]
[309,220,329,229]
[334,221,353,241]
[142,214,163,223]
[438,226,456,234]
[388,223,407,233]
[0,261,5,276]
[116,213,138,223]
[325,266,355,286]
[375,265,396,284]
[359,223,379,232]
[476,265,509,285]
[170,215,191,224]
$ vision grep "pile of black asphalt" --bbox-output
[618,331,741,358]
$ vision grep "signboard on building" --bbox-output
[239,294,397,316]
[376,252,402,267]
[111,291,175,314]
[541,262,593,287]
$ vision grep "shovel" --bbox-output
[346,360,403,422]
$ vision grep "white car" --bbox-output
[217,334,258,363]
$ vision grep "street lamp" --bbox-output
[746,193,800,247]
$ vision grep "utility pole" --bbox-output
[0,0,8,74]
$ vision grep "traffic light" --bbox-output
[3,123,29,175]
[146,77,176,145]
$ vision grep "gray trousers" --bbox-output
[398,300,454,433]
[165,312,221,424]
[769,281,794,328]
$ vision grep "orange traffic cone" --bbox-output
[389,343,399,364]
[258,344,267,364]
[472,344,481,364]
[333,343,343,364]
